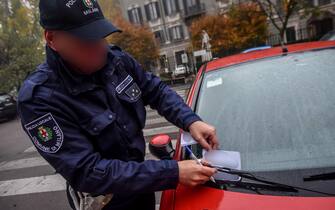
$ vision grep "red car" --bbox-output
[150,41,335,210]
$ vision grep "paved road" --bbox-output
[0,84,190,210]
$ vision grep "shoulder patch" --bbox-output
[24,113,64,153]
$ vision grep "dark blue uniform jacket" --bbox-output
[17,45,202,209]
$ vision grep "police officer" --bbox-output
[17,0,219,209]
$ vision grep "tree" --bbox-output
[100,0,160,72]
[0,0,44,93]
[189,3,267,56]
[252,0,317,45]
[225,2,268,50]
[0,0,10,66]
[99,0,121,20]
[107,17,160,72]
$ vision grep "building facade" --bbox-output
[263,0,335,45]
[119,0,335,74]
[119,0,222,75]
[217,0,335,45]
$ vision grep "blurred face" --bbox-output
[45,30,108,75]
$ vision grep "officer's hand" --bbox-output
[177,160,217,187]
[188,121,219,151]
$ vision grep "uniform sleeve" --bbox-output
[122,52,202,132]
[17,96,179,196]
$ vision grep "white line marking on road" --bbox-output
[144,125,179,137]
[146,117,169,126]
[0,174,66,197]
[0,157,49,172]
[23,146,37,153]
[147,110,160,118]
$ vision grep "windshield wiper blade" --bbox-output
[212,166,335,196]
[304,172,335,182]
[219,180,299,195]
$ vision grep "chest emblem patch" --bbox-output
[125,83,142,101]
[116,75,133,94]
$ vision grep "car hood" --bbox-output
[174,185,335,210]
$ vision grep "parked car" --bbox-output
[173,65,187,77]
[320,30,335,41]
[151,41,335,210]
[0,93,17,121]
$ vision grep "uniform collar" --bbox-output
[46,45,115,95]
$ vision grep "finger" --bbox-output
[206,129,219,149]
[200,160,212,167]
[200,179,209,185]
[200,166,217,177]
[213,139,220,150]
[209,140,215,150]
[211,134,220,150]
[194,174,210,184]
[199,177,210,185]
[191,180,206,187]
[197,137,212,151]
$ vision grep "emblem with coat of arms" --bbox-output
[37,126,53,142]
[83,0,94,9]
[24,113,64,154]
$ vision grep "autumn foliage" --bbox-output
[189,3,268,55]
[99,0,159,71]
[107,17,160,71]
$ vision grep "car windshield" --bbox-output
[196,48,335,173]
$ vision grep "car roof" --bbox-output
[241,46,272,53]
[205,41,335,72]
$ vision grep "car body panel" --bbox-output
[160,41,335,210]
[206,41,335,72]
[173,185,335,210]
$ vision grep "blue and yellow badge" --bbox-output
[24,113,64,153]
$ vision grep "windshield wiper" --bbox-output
[214,180,300,195]
[211,166,335,196]
[304,172,335,182]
